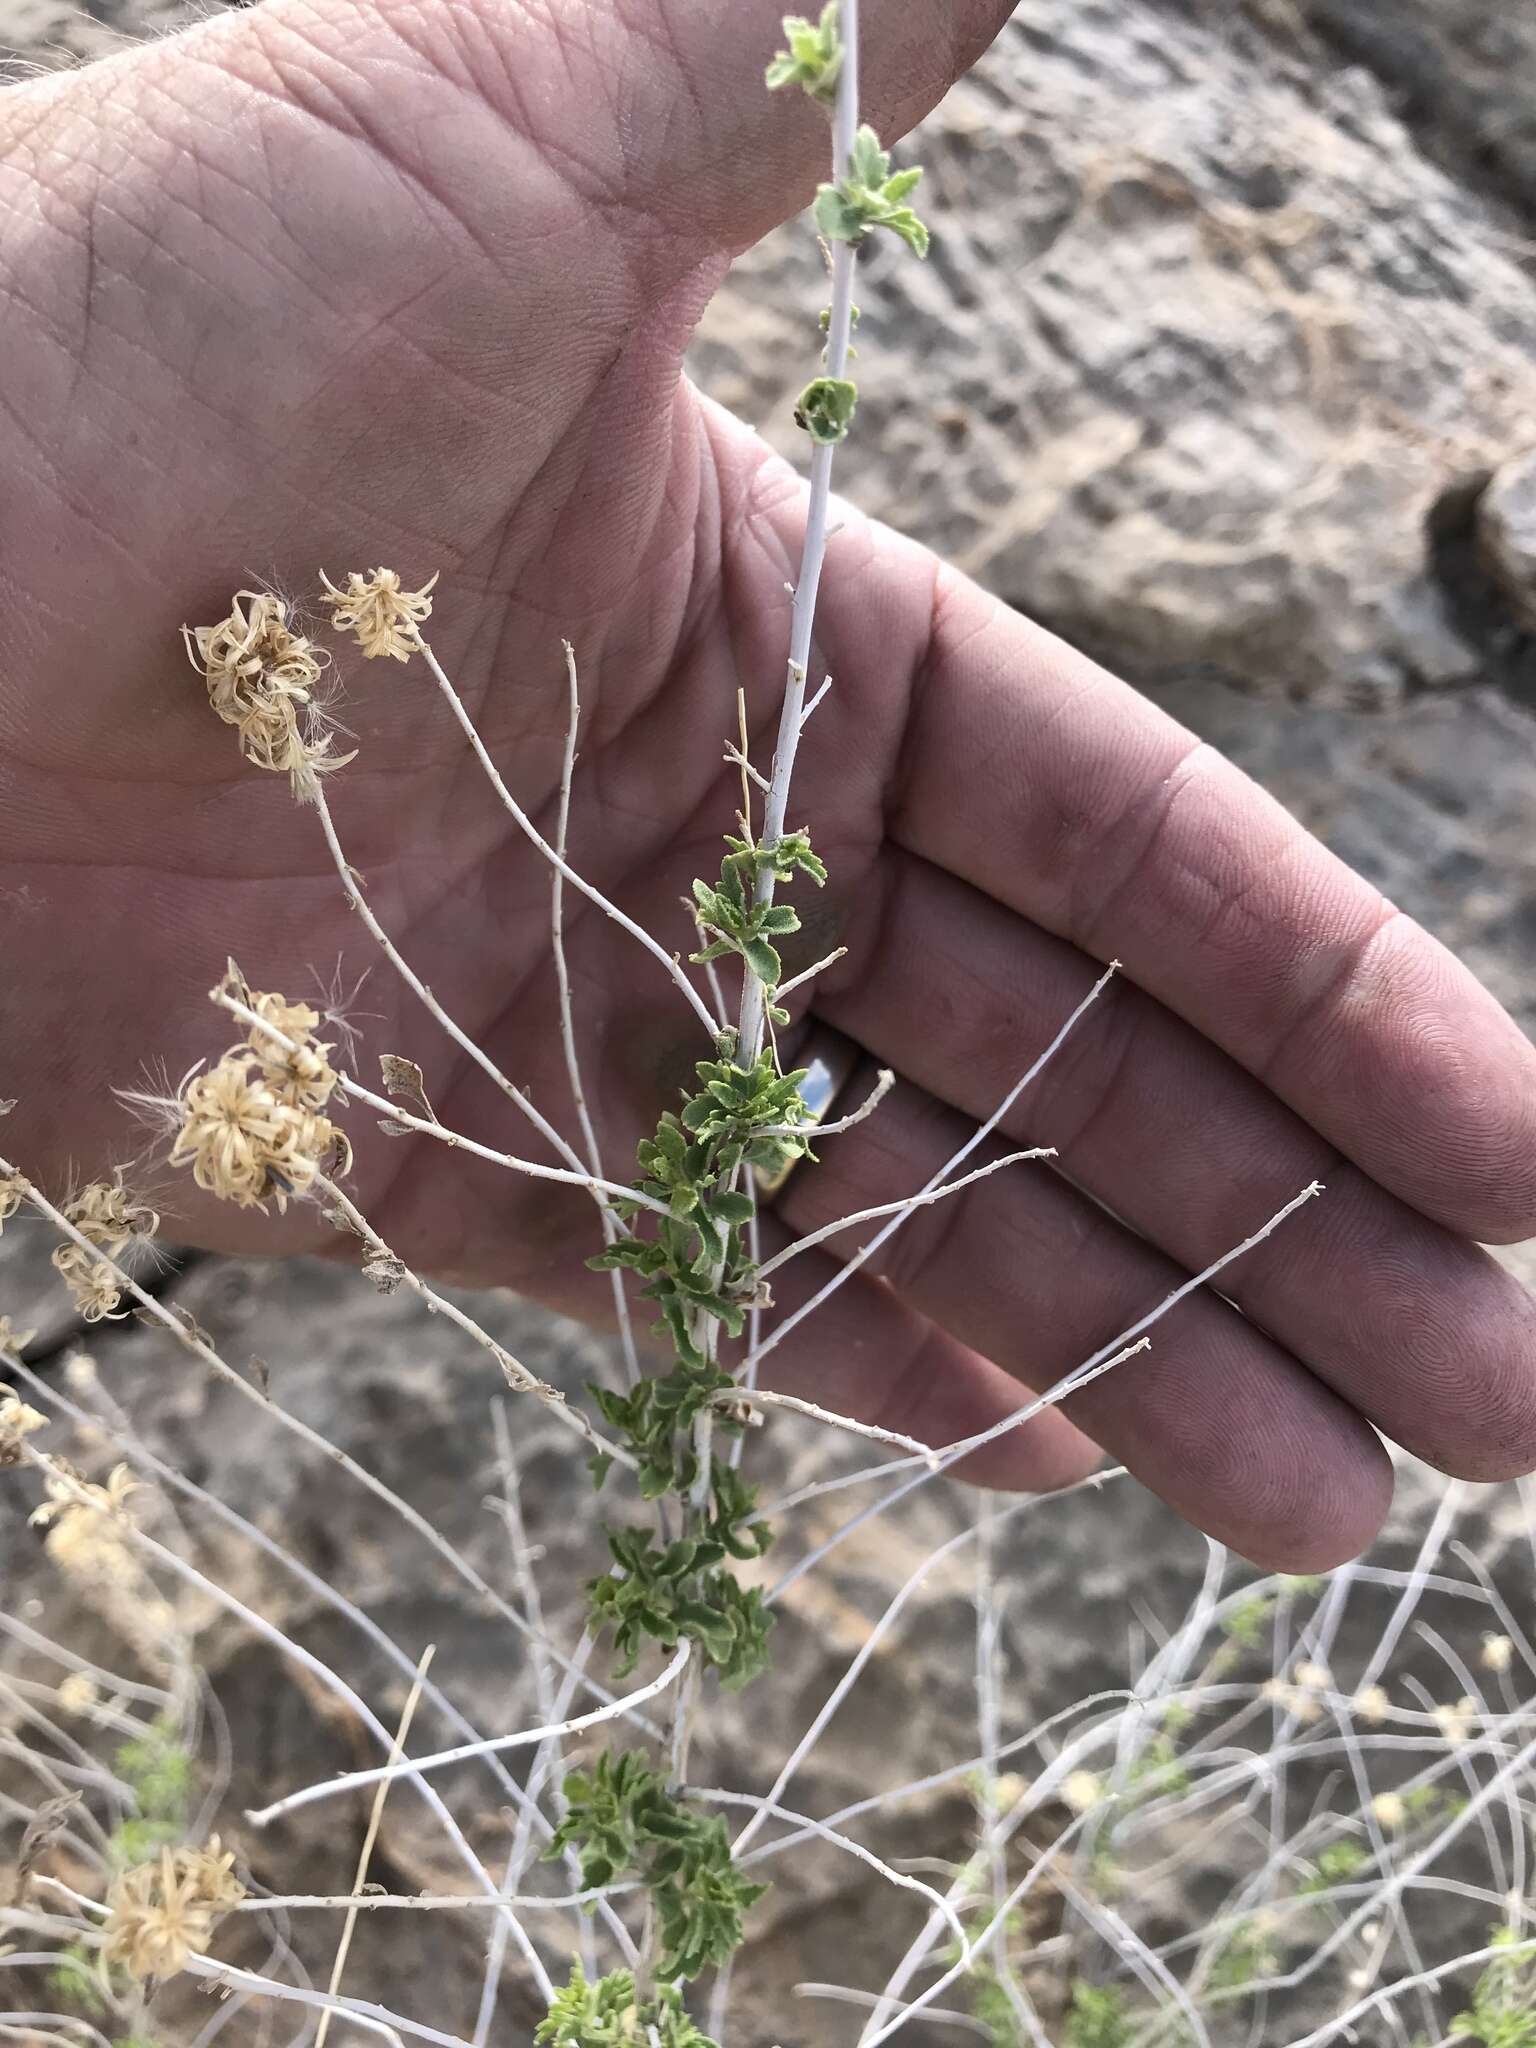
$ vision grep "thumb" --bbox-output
[550,0,1017,254]
[278,0,1013,258]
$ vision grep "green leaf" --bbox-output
[792,374,858,446]
[764,2,841,103]
[743,936,783,986]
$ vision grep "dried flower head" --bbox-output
[1371,1791,1406,1830]
[1261,1677,1322,1724]
[0,1387,47,1465]
[0,1315,38,1355]
[30,1463,141,1581]
[319,567,437,661]
[56,1672,100,1715]
[1354,1685,1391,1726]
[0,1170,20,1229]
[50,1176,159,1323]
[1482,1633,1515,1675]
[103,1838,245,1982]
[1061,1769,1102,1815]
[186,591,354,800]
[243,988,338,1111]
[170,1051,349,1213]
[1433,1695,1477,1747]
[1294,1661,1331,1694]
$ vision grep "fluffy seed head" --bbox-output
[1433,1696,1477,1747]
[319,567,438,661]
[1061,1769,1102,1815]
[56,1672,100,1715]
[0,1388,47,1465]
[186,591,354,800]
[243,989,339,1112]
[51,1176,159,1323]
[103,1838,245,1981]
[30,1462,142,1581]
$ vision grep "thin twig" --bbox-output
[416,636,722,1036]
[315,1647,434,2048]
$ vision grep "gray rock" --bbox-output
[1479,447,1536,630]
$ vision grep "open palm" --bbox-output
[3,0,1535,1568]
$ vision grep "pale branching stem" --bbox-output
[772,945,848,1003]
[309,783,605,1202]
[315,1647,434,2048]
[973,1499,1050,2048]
[247,1642,693,1822]
[415,636,721,1036]
[552,642,641,1388]
[0,2017,113,2048]
[723,740,771,793]
[720,1386,939,1464]
[18,1445,556,2004]
[747,963,1118,1372]
[755,1064,893,1139]
[8,1356,643,1918]
[181,1953,480,2048]
[214,989,667,1218]
[858,1814,1092,2047]
[798,675,833,729]
[767,1347,1147,1603]
[315,1174,634,1472]
[738,1508,1003,1861]
[690,1788,969,1957]
[770,1179,1322,1600]
[231,1887,637,1914]
[756,1148,1054,1278]
[795,1987,992,2037]
[478,1414,609,2035]
[1286,1934,1536,2048]
[738,0,861,1067]
[3,1166,646,1725]
[0,1612,171,1710]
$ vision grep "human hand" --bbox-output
[3,0,1534,1569]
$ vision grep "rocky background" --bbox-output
[4,1,1536,2041]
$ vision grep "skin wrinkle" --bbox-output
[4,0,1535,1567]
[1066,734,1213,960]
[1254,895,1403,1090]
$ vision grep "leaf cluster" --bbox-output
[1298,1838,1368,1896]
[537,1964,715,2046]
[691,831,826,999]
[764,3,842,103]
[1454,1927,1536,2047]
[815,125,930,257]
[1065,1982,1134,2048]
[109,1717,191,1867]
[794,375,858,446]
[549,1755,768,1982]
[588,1474,773,1691]
[590,1041,821,1373]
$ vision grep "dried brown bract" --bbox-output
[102,1837,245,1982]
[186,590,355,800]
[319,567,438,661]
